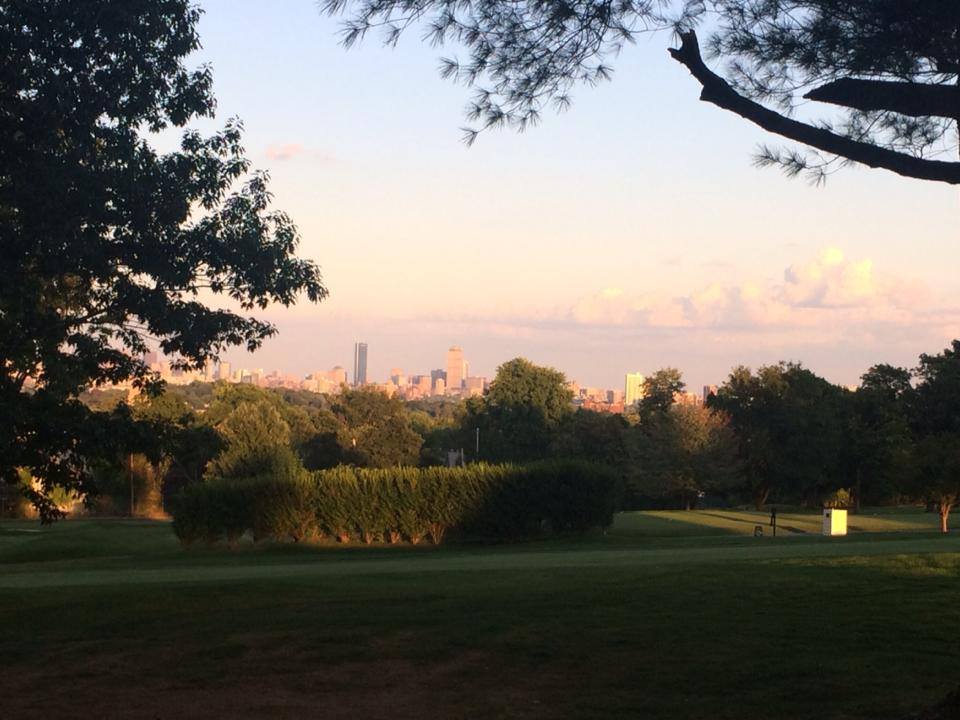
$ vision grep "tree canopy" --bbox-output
[1,1,326,517]
[637,367,685,419]
[632,402,742,509]
[323,0,960,184]
[912,341,960,532]
[466,357,573,462]
[709,363,848,508]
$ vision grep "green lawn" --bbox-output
[1,510,958,719]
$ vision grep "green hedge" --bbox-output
[172,460,621,546]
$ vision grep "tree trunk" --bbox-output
[753,486,770,510]
[940,502,951,534]
[854,470,862,514]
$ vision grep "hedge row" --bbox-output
[172,461,621,545]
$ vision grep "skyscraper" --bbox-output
[625,372,646,407]
[353,342,368,387]
[446,346,465,393]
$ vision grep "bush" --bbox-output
[171,460,621,546]
[822,488,853,509]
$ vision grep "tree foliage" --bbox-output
[329,387,424,468]
[206,400,302,482]
[912,341,960,532]
[844,365,915,508]
[633,403,742,509]
[1,1,327,517]
[466,357,573,462]
[709,363,847,508]
[637,367,685,419]
[323,0,960,184]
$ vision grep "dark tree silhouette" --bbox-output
[1,1,327,518]
[323,0,960,184]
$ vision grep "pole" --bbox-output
[475,427,479,457]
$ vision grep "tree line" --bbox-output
[9,340,956,533]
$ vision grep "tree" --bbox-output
[466,357,573,462]
[206,400,302,481]
[709,363,847,508]
[632,403,742,509]
[323,0,960,184]
[205,385,318,453]
[552,409,631,467]
[637,367,685,419]
[131,390,220,497]
[843,365,915,510]
[1,2,326,518]
[912,341,960,533]
[330,387,423,467]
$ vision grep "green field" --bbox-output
[2,509,958,719]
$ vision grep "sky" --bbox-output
[162,0,960,390]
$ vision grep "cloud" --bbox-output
[564,247,952,342]
[265,143,306,161]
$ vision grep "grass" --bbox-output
[1,509,958,719]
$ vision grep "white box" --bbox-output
[822,508,847,536]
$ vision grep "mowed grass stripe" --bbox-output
[3,534,959,589]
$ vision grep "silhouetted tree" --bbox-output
[1,1,326,518]
[710,363,847,507]
[843,365,915,509]
[323,0,960,184]
[912,341,960,532]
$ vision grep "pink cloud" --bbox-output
[565,248,955,338]
[265,143,305,161]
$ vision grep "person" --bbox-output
[769,507,777,536]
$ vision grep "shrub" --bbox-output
[823,488,853,510]
[171,460,621,546]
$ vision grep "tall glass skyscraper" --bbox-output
[353,342,368,386]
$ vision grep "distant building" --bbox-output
[446,346,465,393]
[217,361,231,382]
[353,342,368,386]
[328,366,348,386]
[625,372,646,406]
[703,384,718,404]
[463,376,486,397]
[430,369,447,394]
[675,391,702,407]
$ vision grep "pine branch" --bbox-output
[804,78,960,120]
[668,30,960,185]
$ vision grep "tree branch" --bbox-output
[804,78,960,120]
[668,30,960,185]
